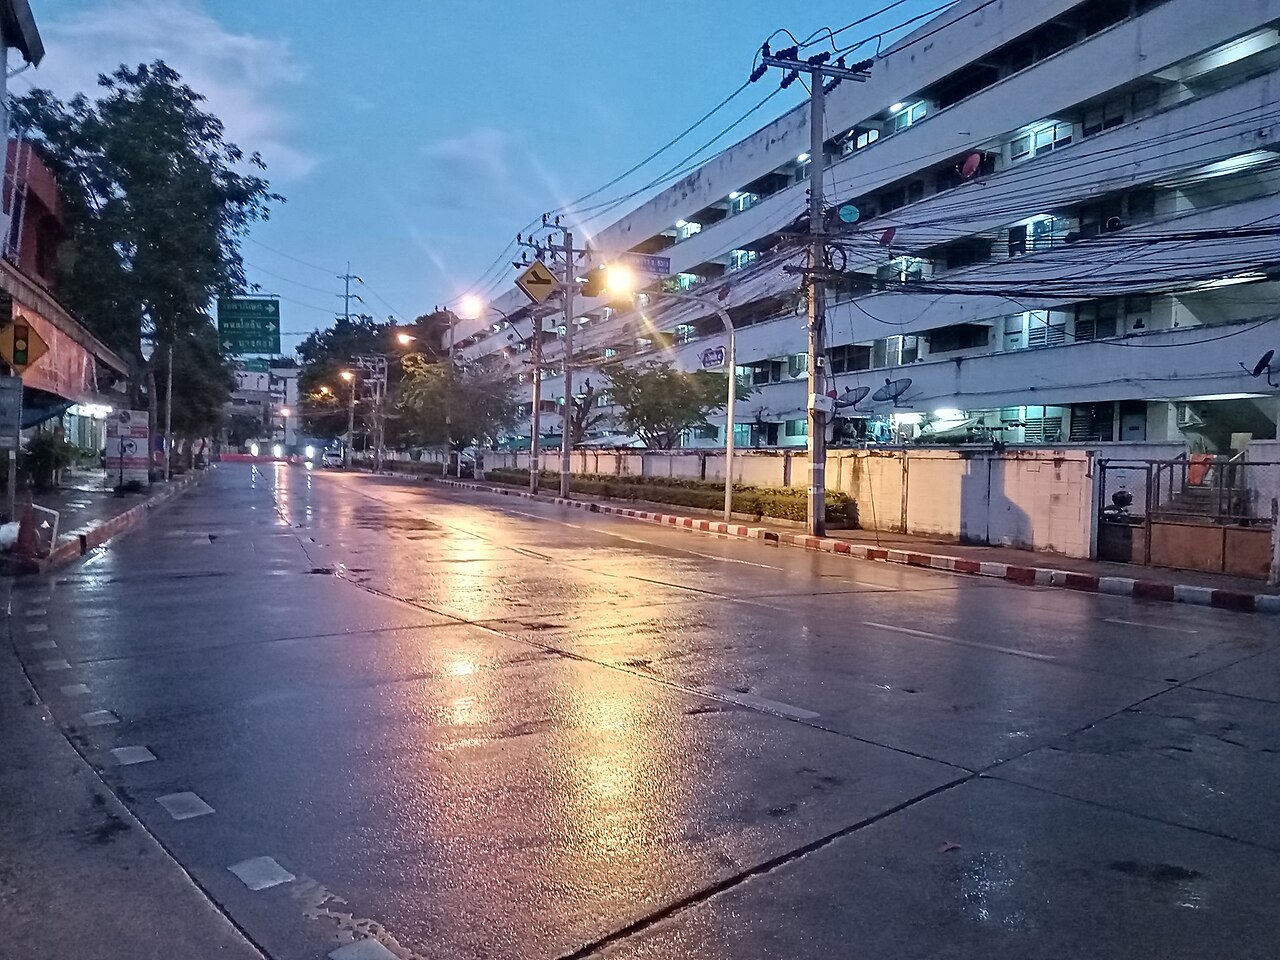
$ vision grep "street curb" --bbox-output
[425,477,1280,616]
[37,470,208,574]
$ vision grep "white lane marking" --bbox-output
[156,792,215,820]
[1104,618,1200,635]
[111,745,156,766]
[30,640,56,651]
[82,552,108,566]
[25,623,48,633]
[28,595,51,603]
[502,506,783,570]
[863,621,1058,662]
[25,608,48,617]
[698,685,820,720]
[60,683,90,697]
[81,709,119,727]
[39,659,71,671]
[329,939,399,960]
[228,856,295,891]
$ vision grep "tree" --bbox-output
[604,360,748,449]
[11,61,281,440]
[569,377,611,441]
[397,356,519,450]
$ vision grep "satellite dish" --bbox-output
[960,152,982,179]
[834,385,871,409]
[1251,349,1275,377]
[1243,349,1278,386]
[838,204,860,224]
[871,377,913,405]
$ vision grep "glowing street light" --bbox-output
[340,370,354,382]
[456,294,484,321]
[396,332,416,345]
[318,385,332,395]
[605,264,636,297]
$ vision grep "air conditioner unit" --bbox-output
[1104,216,1124,232]
[1176,403,1204,428]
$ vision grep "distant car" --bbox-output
[320,450,345,468]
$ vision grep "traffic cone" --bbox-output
[14,497,37,558]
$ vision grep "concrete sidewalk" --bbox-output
[6,467,207,573]
[0,623,265,959]
[424,476,1280,615]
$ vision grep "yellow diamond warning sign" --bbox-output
[516,260,559,304]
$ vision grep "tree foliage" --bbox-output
[569,377,611,441]
[11,60,281,436]
[604,361,747,449]
[397,357,519,450]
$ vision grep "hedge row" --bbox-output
[383,460,444,476]
[482,468,853,526]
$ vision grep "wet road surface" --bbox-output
[10,463,1280,959]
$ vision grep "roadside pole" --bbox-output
[530,312,543,493]
[1270,497,1279,587]
[805,76,827,537]
[164,341,173,482]
[344,374,355,468]
[559,230,574,498]
[754,46,872,537]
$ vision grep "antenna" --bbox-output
[833,385,871,410]
[1242,349,1278,387]
[871,377,913,407]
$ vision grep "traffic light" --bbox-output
[12,324,29,366]
[578,266,607,299]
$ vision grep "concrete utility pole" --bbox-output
[344,373,356,468]
[753,45,872,536]
[559,230,575,498]
[529,312,543,494]
[164,341,174,482]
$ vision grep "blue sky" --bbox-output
[24,0,941,351]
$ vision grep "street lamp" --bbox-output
[340,370,355,467]
[602,264,739,522]
[396,332,416,346]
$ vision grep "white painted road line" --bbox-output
[30,640,56,651]
[60,683,90,697]
[1104,618,1200,635]
[25,623,48,633]
[38,659,70,671]
[25,608,48,617]
[228,856,295,891]
[329,939,399,960]
[111,746,156,766]
[864,621,1059,662]
[81,710,119,727]
[698,685,820,720]
[156,792,215,821]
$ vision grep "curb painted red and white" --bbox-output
[40,470,207,573]
[424,477,1280,616]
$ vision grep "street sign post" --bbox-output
[218,298,281,353]
[0,375,22,521]
[516,261,559,304]
[106,409,150,489]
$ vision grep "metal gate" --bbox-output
[1098,455,1279,580]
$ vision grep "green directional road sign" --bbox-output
[218,297,281,354]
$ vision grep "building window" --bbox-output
[828,343,872,373]
[784,418,808,438]
[733,423,751,447]
[694,424,718,440]
[730,192,760,214]
[787,354,808,379]
[1026,312,1067,347]
[729,249,758,272]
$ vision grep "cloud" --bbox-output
[421,127,513,200]
[24,0,314,181]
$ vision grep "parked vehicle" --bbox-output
[321,449,345,468]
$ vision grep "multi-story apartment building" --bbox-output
[452,0,1280,454]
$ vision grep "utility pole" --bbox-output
[518,221,589,497]
[164,341,174,482]
[559,230,575,498]
[338,263,364,324]
[344,373,356,468]
[529,311,543,493]
[753,44,872,536]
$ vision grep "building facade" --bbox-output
[454,0,1280,454]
